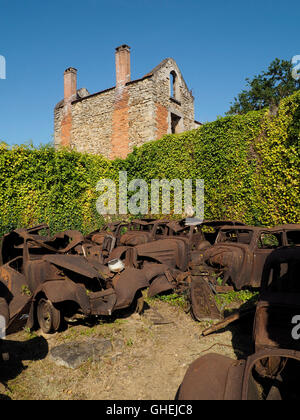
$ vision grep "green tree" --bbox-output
[227,58,300,115]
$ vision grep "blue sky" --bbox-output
[0,0,299,146]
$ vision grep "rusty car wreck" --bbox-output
[203,224,300,289]
[1,217,300,400]
[179,243,300,400]
[0,225,151,334]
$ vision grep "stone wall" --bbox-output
[70,89,114,157]
[152,58,195,136]
[128,78,156,149]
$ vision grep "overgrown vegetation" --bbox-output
[0,91,299,236]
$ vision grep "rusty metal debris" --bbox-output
[0,218,245,335]
[189,276,222,322]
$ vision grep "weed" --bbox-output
[126,338,134,347]
[151,293,187,309]
[23,327,37,340]
[215,290,259,309]
[21,285,32,297]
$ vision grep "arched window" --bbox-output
[170,71,177,99]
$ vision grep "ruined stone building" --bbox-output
[54,45,200,159]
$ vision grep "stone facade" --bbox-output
[54,46,200,159]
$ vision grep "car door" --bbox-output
[0,257,32,332]
[252,230,283,287]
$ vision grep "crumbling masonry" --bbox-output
[54,45,200,159]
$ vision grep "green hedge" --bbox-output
[0,91,299,236]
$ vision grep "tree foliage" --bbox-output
[227,59,300,115]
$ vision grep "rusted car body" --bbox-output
[177,348,300,400]
[253,246,300,352]
[167,219,245,251]
[109,235,222,321]
[119,219,169,246]
[84,219,171,262]
[108,237,190,297]
[83,218,245,264]
[0,226,149,334]
[203,224,300,289]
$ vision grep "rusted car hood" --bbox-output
[42,255,100,279]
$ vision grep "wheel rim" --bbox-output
[37,299,60,333]
[41,301,52,330]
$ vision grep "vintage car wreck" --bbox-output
[203,224,300,289]
[203,245,300,346]
[0,226,152,334]
[166,219,245,251]
[108,234,222,322]
[84,218,245,260]
[177,348,300,400]
[83,219,171,262]
[1,221,220,335]
[186,245,300,399]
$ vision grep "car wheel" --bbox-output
[37,298,61,334]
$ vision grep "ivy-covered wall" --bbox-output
[0,91,299,236]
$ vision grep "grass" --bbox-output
[0,290,240,400]
[145,293,187,309]
[126,338,134,347]
[215,290,259,310]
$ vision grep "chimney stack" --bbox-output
[115,45,131,87]
[64,67,77,101]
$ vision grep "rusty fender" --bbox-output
[142,263,178,298]
[177,353,245,400]
[113,268,149,310]
[27,280,90,328]
[148,275,174,298]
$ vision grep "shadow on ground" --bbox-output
[0,336,49,399]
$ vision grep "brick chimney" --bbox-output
[64,67,77,102]
[61,67,77,147]
[115,45,131,87]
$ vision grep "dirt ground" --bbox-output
[0,296,253,400]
